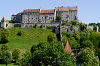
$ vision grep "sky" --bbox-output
[0,0,100,24]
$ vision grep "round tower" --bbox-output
[1,17,7,28]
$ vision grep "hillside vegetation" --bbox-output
[0,27,54,49]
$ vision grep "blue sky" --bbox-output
[0,0,100,24]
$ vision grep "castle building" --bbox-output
[11,6,78,27]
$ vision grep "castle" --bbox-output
[11,6,78,27]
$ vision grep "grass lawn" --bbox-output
[0,64,18,66]
[0,27,54,50]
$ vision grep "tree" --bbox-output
[96,48,100,59]
[1,44,9,51]
[71,20,77,25]
[79,23,87,31]
[2,50,12,66]
[62,36,68,46]
[47,33,57,42]
[34,24,37,28]
[56,15,62,21]
[77,48,99,66]
[19,51,32,66]
[31,45,37,53]
[12,48,20,62]
[80,40,94,49]
[30,42,75,66]
[0,29,9,44]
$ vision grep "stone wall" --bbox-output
[60,25,80,33]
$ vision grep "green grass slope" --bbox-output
[0,27,54,50]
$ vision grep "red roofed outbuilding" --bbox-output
[64,41,72,52]
[1,17,6,22]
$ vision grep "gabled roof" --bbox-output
[23,9,40,13]
[1,17,6,22]
[64,41,72,52]
[57,6,77,11]
[40,9,55,14]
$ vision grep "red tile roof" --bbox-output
[23,9,40,13]
[40,9,55,14]
[64,41,72,52]
[17,12,22,15]
[57,6,77,11]
[1,17,6,22]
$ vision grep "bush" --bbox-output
[17,31,22,36]
[12,48,20,62]
[30,42,74,66]
[47,33,57,42]
[80,40,94,49]
[19,51,31,66]
[2,50,12,66]
[62,22,66,26]
[71,20,77,25]
[77,48,99,66]
[56,15,62,21]
[34,24,37,28]
[1,44,9,51]
[0,29,9,44]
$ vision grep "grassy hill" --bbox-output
[0,27,54,50]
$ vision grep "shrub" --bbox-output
[1,44,9,52]
[77,48,99,66]
[34,24,37,28]
[17,31,22,36]
[47,33,57,42]
[56,15,62,21]
[2,50,12,66]
[62,22,66,26]
[12,48,20,62]
[0,29,9,44]
[71,20,77,25]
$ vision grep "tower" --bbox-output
[1,17,7,28]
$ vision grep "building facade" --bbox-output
[11,6,78,26]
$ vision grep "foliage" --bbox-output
[77,48,99,66]
[95,48,100,59]
[0,29,9,44]
[30,42,74,66]
[80,40,94,49]
[79,23,87,31]
[61,22,66,26]
[89,23,97,26]
[31,45,37,53]
[56,15,62,21]
[1,44,9,51]
[17,31,22,36]
[34,24,37,28]
[1,50,12,66]
[8,20,13,23]
[47,33,57,42]
[12,48,20,62]
[46,26,56,29]
[19,51,31,66]
[62,36,68,46]
[74,32,80,42]
[50,20,54,23]
[71,20,77,25]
